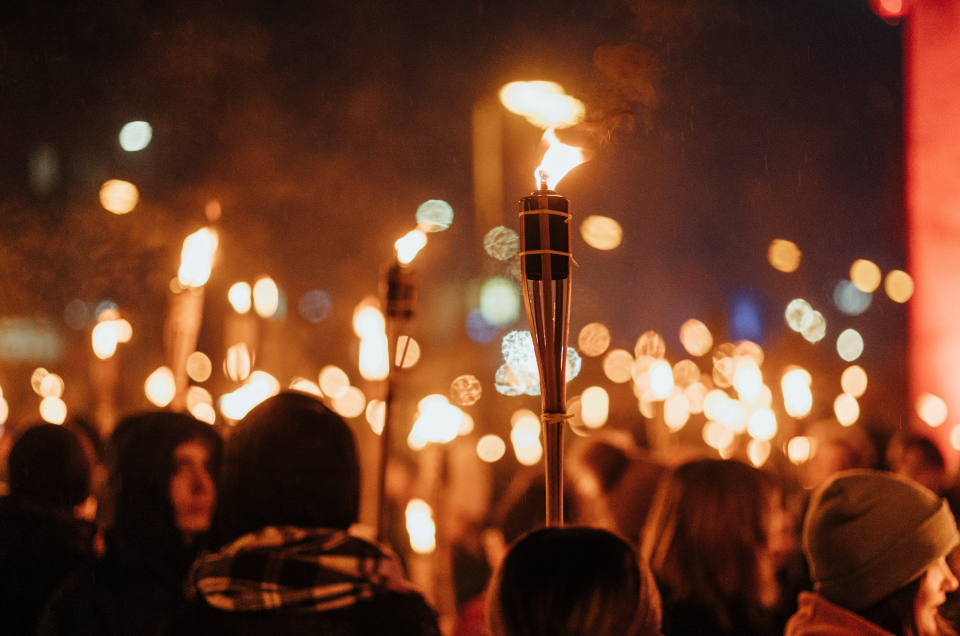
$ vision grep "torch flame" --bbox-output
[499,81,585,129]
[395,229,427,265]
[178,227,219,288]
[534,127,585,190]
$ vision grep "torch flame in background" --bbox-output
[395,229,427,265]
[535,127,585,190]
[499,81,585,129]
[178,228,219,288]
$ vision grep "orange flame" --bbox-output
[534,127,585,190]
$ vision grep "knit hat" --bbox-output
[803,469,959,610]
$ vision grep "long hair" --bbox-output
[640,458,779,633]
[488,526,661,636]
[859,575,958,636]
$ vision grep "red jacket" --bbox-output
[785,592,895,636]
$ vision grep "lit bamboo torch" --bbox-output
[518,128,584,526]
[376,227,426,541]
[165,227,218,411]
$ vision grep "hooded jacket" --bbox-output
[39,412,222,636]
[785,592,896,636]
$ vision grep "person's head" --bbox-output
[893,436,947,495]
[488,526,661,636]
[8,424,91,511]
[640,458,783,630]
[803,469,960,636]
[109,411,222,546]
[218,391,360,541]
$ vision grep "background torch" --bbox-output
[518,129,583,526]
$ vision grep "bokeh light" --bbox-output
[39,373,64,398]
[685,382,709,414]
[191,402,216,425]
[119,121,153,151]
[733,362,763,402]
[466,309,498,344]
[836,329,864,362]
[289,378,323,397]
[458,413,474,436]
[396,229,428,264]
[499,80,585,129]
[186,351,212,383]
[405,499,436,554]
[224,343,253,382]
[580,216,622,250]
[359,333,390,381]
[801,311,827,343]
[748,439,771,467]
[850,259,882,293]
[635,331,666,360]
[767,239,801,273]
[680,319,713,357]
[747,408,777,441]
[785,299,813,332]
[253,277,280,318]
[511,416,543,466]
[479,277,520,326]
[952,425,960,451]
[580,386,609,428]
[787,436,814,464]
[40,396,67,424]
[178,228,218,288]
[834,393,860,426]
[366,399,386,435]
[395,335,421,368]
[31,368,48,395]
[578,322,611,357]
[703,421,734,451]
[664,393,691,431]
[145,366,176,407]
[319,365,350,399]
[885,270,915,303]
[917,393,949,427]
[781,368,813,418]
[99,180,139,214]
[332,386,366,418]
[483,226,520,260]
[450,375,482,406]
[833,280,872,316]
[477,435,506,462]
[187,386,213,412]
[415,200,454,232]
[300,290,332,323]
[672,360,701,387]
[219,372,280,421]
[0,397,8,427]
[228,283,252,314]
[841,365,868,397]
[92,321,119,359]
[649,361,675,398]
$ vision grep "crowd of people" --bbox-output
[1,390,959,636]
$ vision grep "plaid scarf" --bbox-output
[187,526,415,613]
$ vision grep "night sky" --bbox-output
[0,0,905,459]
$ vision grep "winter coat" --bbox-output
[785,592,895,636]
[0,495,95,636]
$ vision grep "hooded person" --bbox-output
[786,469,960,636]
[0,424,95,636]
[40,411,223,636]
[168,391,441,636]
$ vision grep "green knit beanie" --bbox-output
[803,469,959,611]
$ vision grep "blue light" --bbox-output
[299,290,332,323]
[466,309,498,344]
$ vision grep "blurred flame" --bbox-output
[405,499,436,554]
[178,228,218,288]
[499,81,585,129]
[535,127,584,190]
[92,321,119,359]
[145,367,176,407]
[220,371,280,420]
[396,229,427,265]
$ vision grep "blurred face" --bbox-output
[914,557,959,636]
[169,440,215,542]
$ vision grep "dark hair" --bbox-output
[640,458,779,633]
[218,392,360,541]
[107,411,223,549]
[8,424,91,509]
[488,526,661,636]
[859,573,958,636]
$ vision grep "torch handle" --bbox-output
[543,419,564,526]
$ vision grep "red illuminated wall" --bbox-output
[903,0,960,462]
